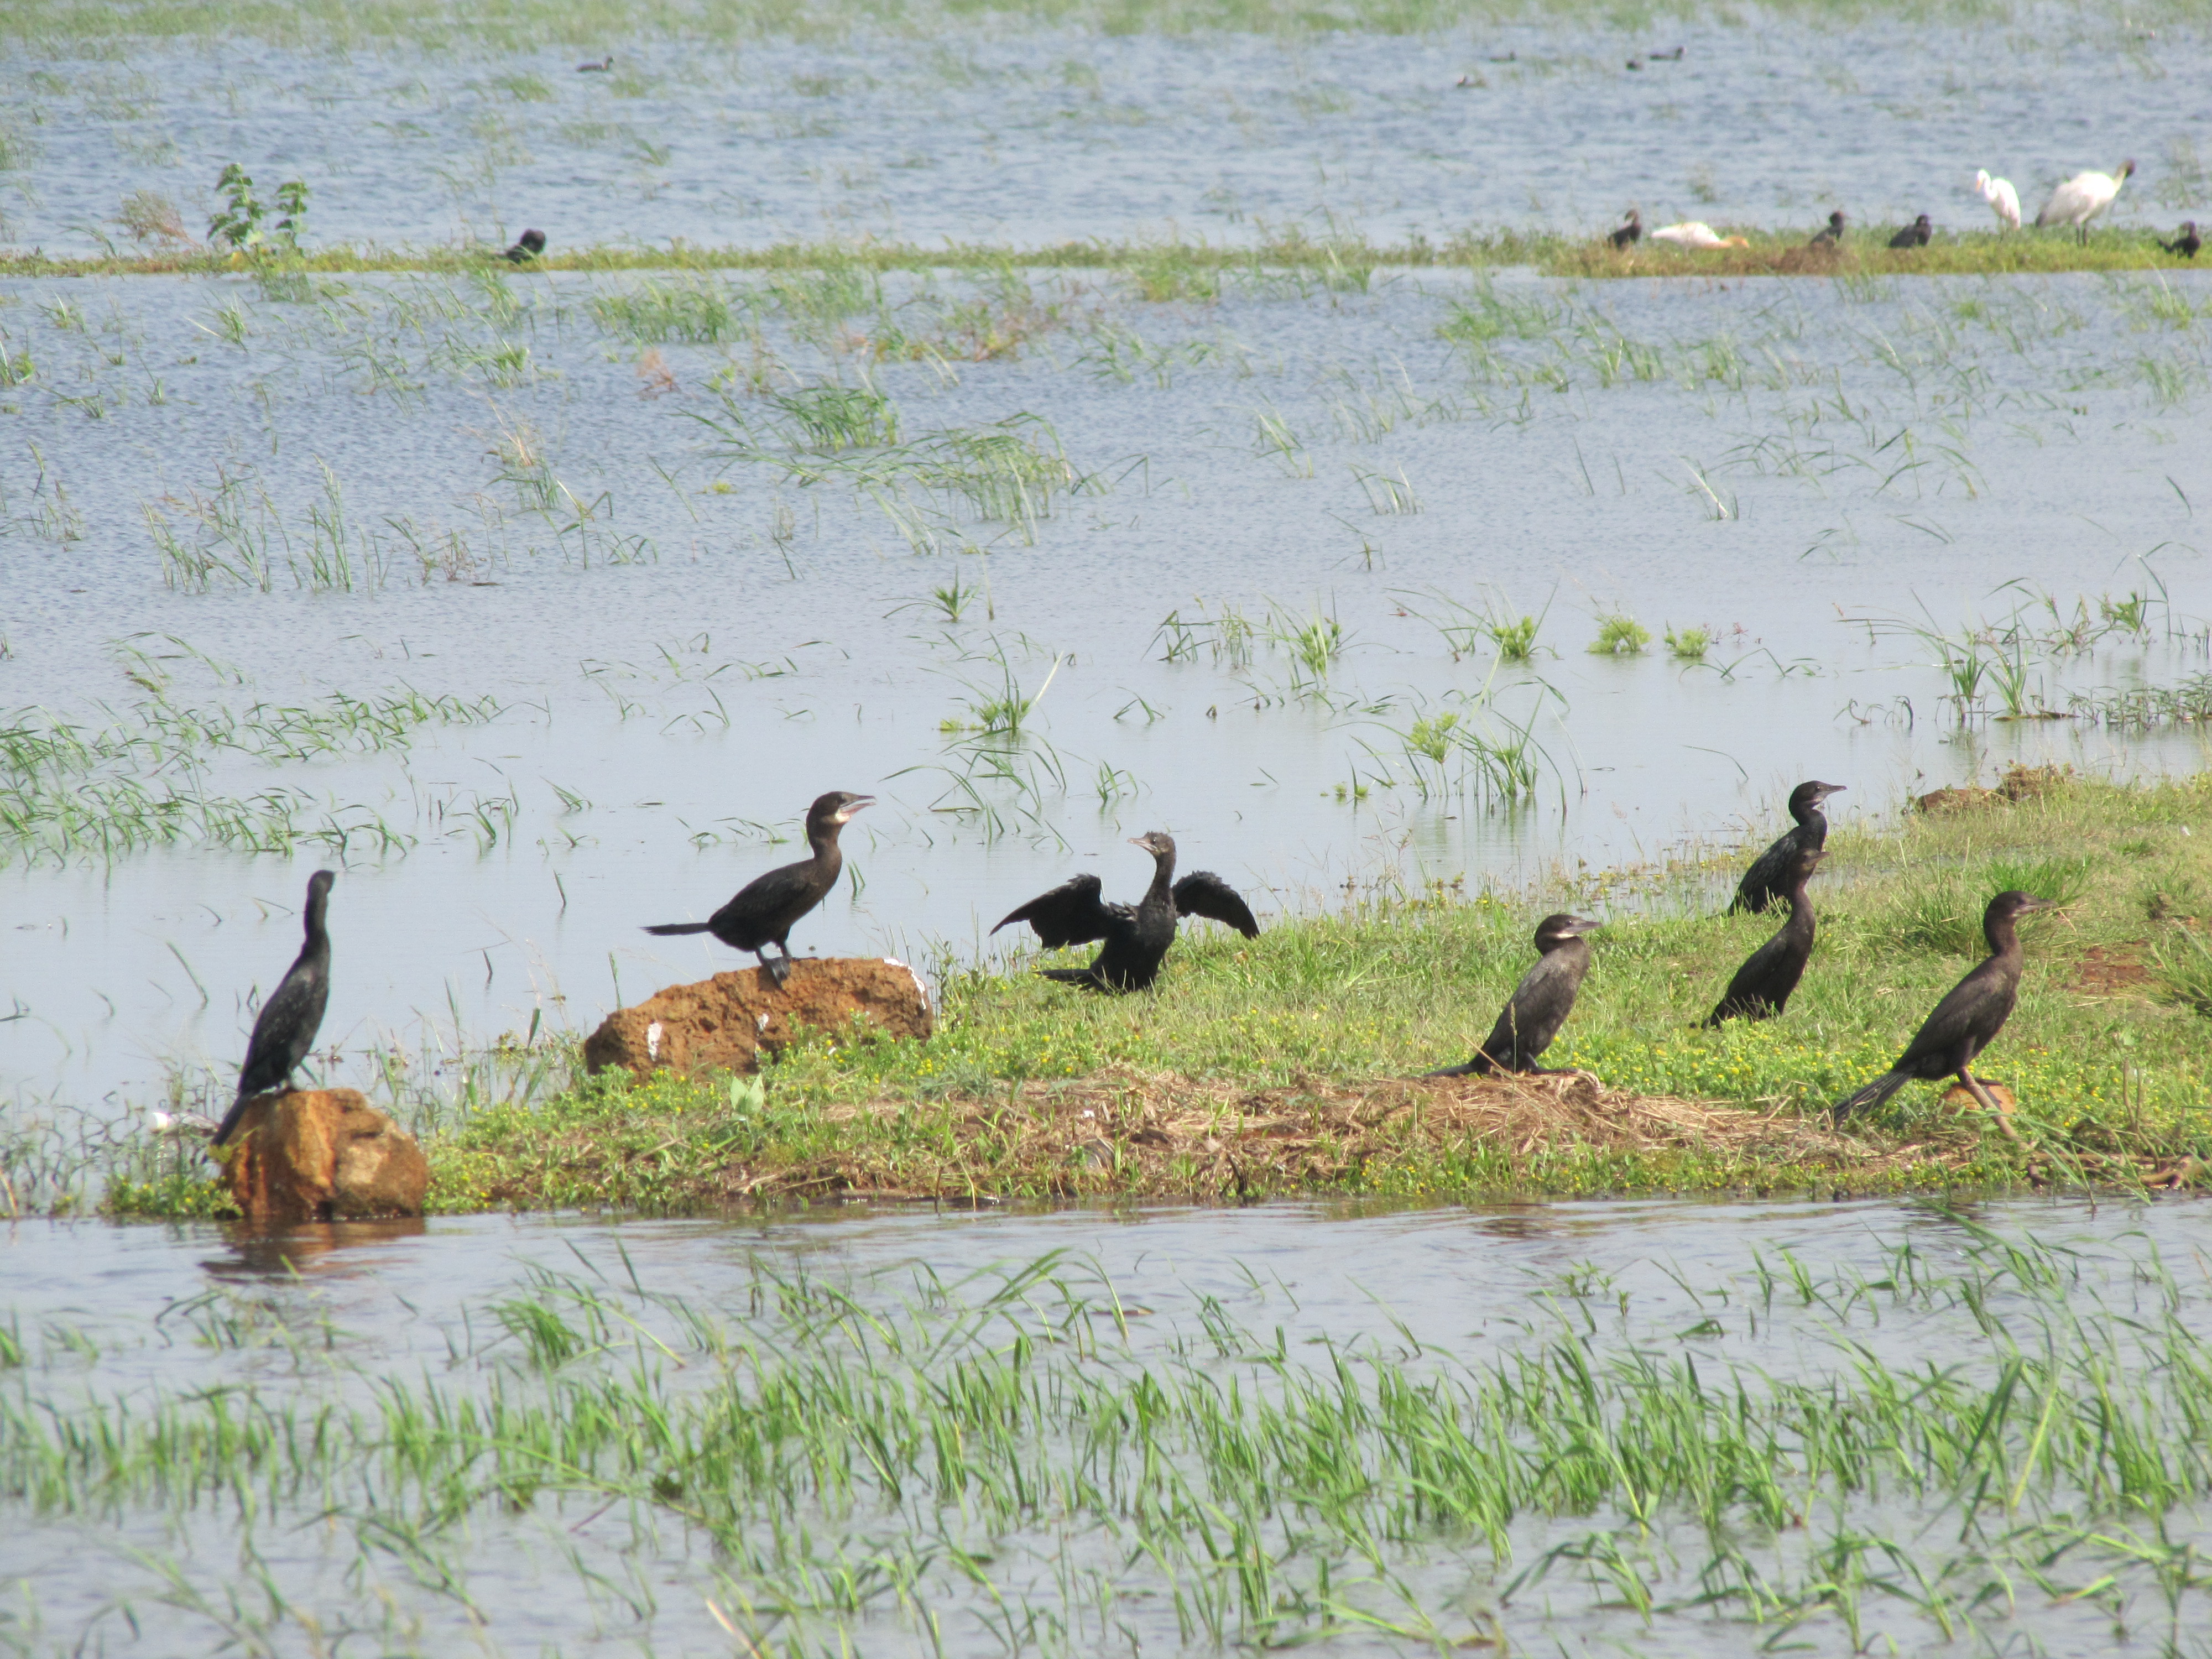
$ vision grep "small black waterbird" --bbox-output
[1429,913,1600,1077]
[993,832,1260,993]
[212,870,336,1147]
[643,791,872,987]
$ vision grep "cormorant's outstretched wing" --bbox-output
[1172,872,1260,937]
[993,874,1114,948]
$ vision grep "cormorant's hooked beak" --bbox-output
[835,795,875,823]
[1562,916,1602,936]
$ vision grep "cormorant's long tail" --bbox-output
[210,1087,255,1150]
[1426,1052,1500,1079]
[1833,1070,1910,1119]
[643,922,713,936]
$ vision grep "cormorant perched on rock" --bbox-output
[1731,780,1845,914]
[992,832,1259,993]
[1704,847,1823,1025]
[1888,214,1932,248]
[1610,208,1643,248]
[1809,209,1848,246]
[212,870,336,1147]
[1428,912,1599,1076]
[2164,221,2201,258]
[1833,890,2053,1118]
[504,229,546,263]
[643,791,872,987]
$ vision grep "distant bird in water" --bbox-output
[2036,160,2135,241]
[1974,169,2021,231]
[503,229,546,263]
[643,791,872,987]
[1429,913,1600,1077]
[1647,45,1686,60]
[2164,221,2201,258]
[993,832,1259,994]
[212,870,336,1147]
[1626,55,1644,70]
[1488,50,1516,62]
[577,55,613,72]
[1833,891,2054,1118]
[1703,848,1823,1026]
[1455,72,1479,87]
[1888,213,1932,248]
[1731,780,1845,914]
[1651,220,1748,248]
[1609,208,1643,248]
[1808,209,1847,247]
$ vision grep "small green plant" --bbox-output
[207,163,309,253]
[1665,624,1711,660]
[1986,856,2092,909]
[1590,613,1651,655]
[1404,712,1459,764]
[1486,613,1541,661]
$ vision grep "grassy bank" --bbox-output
[93,767,2212,1220]
[5,227,2205,283]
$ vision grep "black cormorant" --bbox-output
[2164,222,2201,258]
[1429,912,1599,1076]
[1703,847,1823,1025]
[1731,779,1844,914]
[504,229,546,263]
[992,832,1259,993]
[1833,890,2053,1118]
[1610,208,1644,248]
[212,869,336,1147]
[643,791,872,987]
[1809,209,1847,246]
[1888,214,1932,248]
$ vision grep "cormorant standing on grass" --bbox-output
[1809,209,1847,246]
[1610,208,1643,248]
[1704,847,1823,1025]
[504,229,547,263]
[993,832,1260,993]
[1731,780,1845,914]
[212,870,336,1147]
[1888,214,1932,248]
[1428,912,1599,1076]
[643,791,872,987]
[1832,890,2053,1118]
[2165,222,2201,258]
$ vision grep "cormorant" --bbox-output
[1703,847,1823,1025]
[1428,912,1599,1076]
[1809,210,1848,247]
[1888,214,1932,248]
[992,832,1259,993]
[2164,222,2201,258]
[1730,780,1845,914]
[504,229,547,263]
[643,791,872,987]
[1648,45,1685,59]
[1610,208,1643,248]
[577,55,613,71]
[212,870,336,1147]
[1833,890,2053,1118]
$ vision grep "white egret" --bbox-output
[1650,221,1747,248]
[2034,160,2135,241]
[1973,169,2020,231]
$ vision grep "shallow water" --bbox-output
[4,1194,2210,1654]
[4,251,2209,1119]
[1,11,2205,254]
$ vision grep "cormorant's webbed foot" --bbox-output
[763,951,794,988]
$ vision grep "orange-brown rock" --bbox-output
[583,957,933,1082]
[220,1089,430,1224]
[1940,1080,2017,1114]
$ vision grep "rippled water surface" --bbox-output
[6,1194,2212,1654]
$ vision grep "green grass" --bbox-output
[90,769,2212,1220]
[8,226,2208,281]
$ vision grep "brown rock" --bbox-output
[1939,1080,2017,1114]
[220,1089,430,1224]
[583,957,933,1082]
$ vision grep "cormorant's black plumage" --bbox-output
[1704,847,1823,1025]
[1430,912,1599,1077]
[212,869,336,1147]
[993,832,1259,993]
[643,791,872,987]
[1731,780,1844,914]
